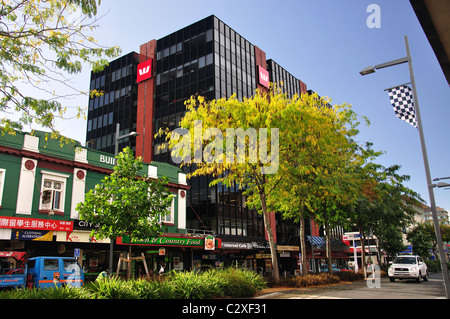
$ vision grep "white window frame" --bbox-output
[39,171,69,214]
[159,196,175,224]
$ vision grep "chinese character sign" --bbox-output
[0,216,73,232]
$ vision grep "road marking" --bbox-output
[289,295,349,299]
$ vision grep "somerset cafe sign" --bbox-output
[118,235,220,250]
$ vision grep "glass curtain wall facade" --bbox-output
[153,15,265,240]
[267,59,302,99]
[86,52,140,154]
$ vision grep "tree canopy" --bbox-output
[159,88,367,281]
[1,0,120,135]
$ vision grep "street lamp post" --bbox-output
[360,35,450,299]
[107,123,140,275]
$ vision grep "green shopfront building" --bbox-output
[0,131,219,277]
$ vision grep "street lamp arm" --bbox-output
[117,131,139,141]
[433,176,450,181]
[374,56,410,70]
[359,57,410,76]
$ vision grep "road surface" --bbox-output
[255,272,447,299]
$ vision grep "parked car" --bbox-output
[388,255,428,283]
[320,264,340,272]
[27,256,84,288]
[0,251,28,289]
[1,252,84,289]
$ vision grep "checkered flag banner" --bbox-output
[387,85,417,128]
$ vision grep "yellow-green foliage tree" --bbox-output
[159,88,366,282]
[0,0,120,135]
[266,93,369,274]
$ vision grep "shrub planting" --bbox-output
[0,268,266,299]
[290,273,341,288]
[266,271,365,288]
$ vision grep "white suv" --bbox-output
[388,255,428,283]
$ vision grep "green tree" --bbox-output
[377,224,406,259]
[347,163,421,265]
[407,224,434,258]
[416,223,450,259]
[1,0,120,136]
[76,147,173,279]
[371,166,421,261]
[441,224,450,244]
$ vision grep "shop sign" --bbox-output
[255,253,272,259]
[204,235,215,251]
[0,216,73,232]
[137,59,153,83]
[276,245,299,252]
[221,242,253,250]
[258,65,269,88]
[10,230,53,241]
[73,219,100,230]
[66,231,97,243]
[251,242,269,249]
[121,235,221,249]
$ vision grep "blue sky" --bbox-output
[53,0,450,211]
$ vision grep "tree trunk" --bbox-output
[259,191,280,284]
[359,225,366,278]
[324,220,333,274]
[299,213,308,275]
[127,234,132,280]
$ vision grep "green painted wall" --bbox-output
[0,153,21,216]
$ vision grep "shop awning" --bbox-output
[306,236,326,246]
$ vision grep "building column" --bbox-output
[136,39,157,163]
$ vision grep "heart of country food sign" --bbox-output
[119,235,220,249]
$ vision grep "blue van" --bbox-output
[27,257,84,289]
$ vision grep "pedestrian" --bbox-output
[159,261,165,275]
[96,269,108,281]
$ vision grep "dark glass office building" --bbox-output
[86,52,140,154]
[85,15,348,273]
[152,16,268,243]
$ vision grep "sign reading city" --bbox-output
[258,65,269,88]
[136,59,153,83]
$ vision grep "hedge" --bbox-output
[0,268,266,299]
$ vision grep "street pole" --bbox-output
[353,239,358,273]
[107,123,121,275]
[404,35,450,299]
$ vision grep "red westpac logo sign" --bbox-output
[137,59,153,83]
[258,65,269,88]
